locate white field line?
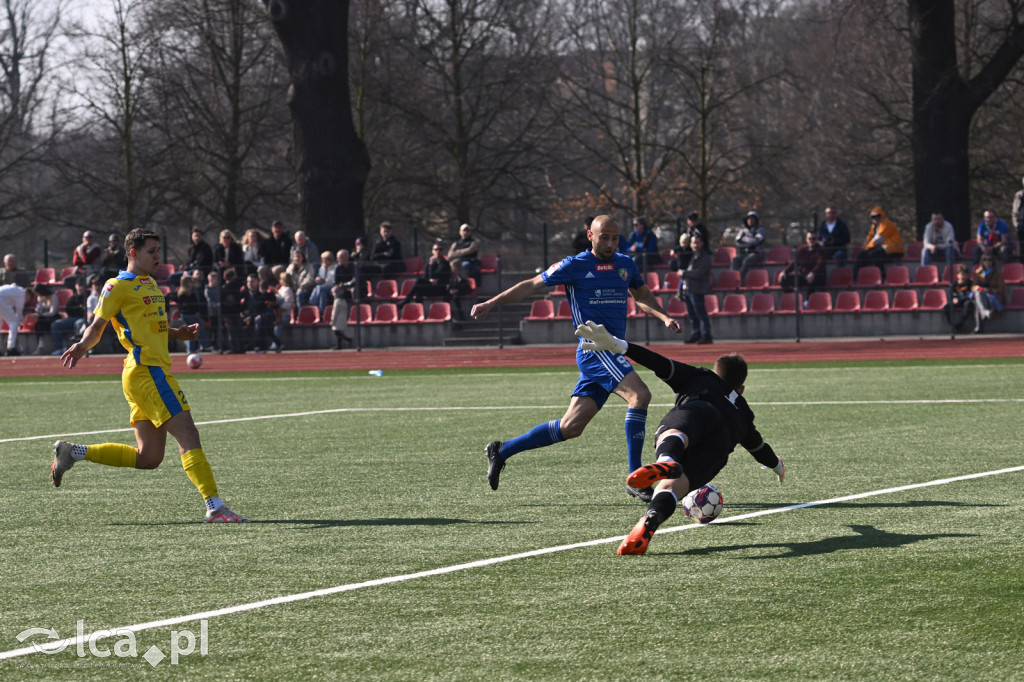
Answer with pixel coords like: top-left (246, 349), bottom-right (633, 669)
top-left (3, 398), bottom-right (1024, 444)
top-left (6, 395), bottom-right (1024, 444)
top-left (2, 464), bottom-right (1021, 662)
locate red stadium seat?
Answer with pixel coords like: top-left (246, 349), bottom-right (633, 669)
top-left (525, 299), bottom-right (554, 320)
top-left (704, 294), bottom-right (720, 315)
top-left (892, 290), bottom-right (919, 311)
top-left (59, 266), bottom-right (79, 282)
top-left (713, 270), bottom-right (741, 292)
top-left (804, 291), bottom-right (832, 313)
top-left (712, 247), bottom-right (736, 267)
top-left (399, 278), bottom-right (416, 299)
top-left (662, 271), bottom-right (680, 291)
top-left (55, 288), bottom-right (74, 309)
top-left (402, 256), bottom-right (424, 276)
top-left (912, 265), bottom-right (939, 286)
top-left (863, 290), bottom-right (890, 311)
top-left (961, 239), bottom-right (978, 261)
top-left (554, 300), bottom-right (572, 319)
top-left (741, 269), bottom-right (770, 290)
top-left (764, 244), bottom-right (792, 265)
top-left (294, 305), bottom-right (319, 325)
top-left (776, 292), bottom-right (799, 314)
top-left (18, 313), bottom-right (38, 332)
top-left (372, 303), bottom-right (398, 323)
top-left (826, 266), bottom-right (853, 289)
top-left (154, 264), bottom-right (175, 283)
top-left (853, 266), bottom-right (882, 288)
top-left (719, 293), bottom-right (748, 315)
top-left (319, 305), bottom-right (333, 325)
top-left (426, 302), bottom-right (452, 322)
top-left (667, 296), bottom-right (688, 316)
top-left (903, 241), bottom-right (923, 262)
top-left (919, 289), bottom-right (947, 311)
top-left (835, 291), bottom-right (861, 312)
top-left (399, 302), bottom-right (424, 322)
top-left (35, 268), bottom-right (56, 285)
top-left (549, 284), bottom-right (566, 297)
top-left (884, 265), bottom-right (910, 287)
top-left (479, 253), bottom-right (498, 274)
top-left (644, 272), bottom-right (660, 291)
top-left (1002, 262), bottom-right (1024, 284)
top-left (348, 303), bottom-right (373, 324)
top-left (1007, 287), bottom-right (1024, 310)
top-left (374, 279), bottom-right (399, 300)
top-left (750, 293), bottom-right (776, 314)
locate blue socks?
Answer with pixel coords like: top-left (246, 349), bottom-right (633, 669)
top-left (499, 420), bottom-right (564, 459)
top-left (625, 408), bottom-right (647, 472)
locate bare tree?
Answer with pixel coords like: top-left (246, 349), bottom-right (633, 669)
top-left (146, 0), bottom-right (294, 236)
top-left (0, 0), bottom-right (66, 238)
top-left (265, 0), bottom-right (369, 251)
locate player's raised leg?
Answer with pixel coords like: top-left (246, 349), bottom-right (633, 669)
top-left (618, 474), bottom-right (691, 555)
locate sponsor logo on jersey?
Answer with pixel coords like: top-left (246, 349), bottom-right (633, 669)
top-left (143, 296), bottom-right (151, 305)
top-left (595, 264), bottom-right (614, 271)
top-left (544, 262), bottom-right (562, 276)
top-left (585, 271), bottom-right (595, 278)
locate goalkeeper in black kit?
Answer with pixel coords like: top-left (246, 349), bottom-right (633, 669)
top-left (574, 321), bottom-right (785, 555)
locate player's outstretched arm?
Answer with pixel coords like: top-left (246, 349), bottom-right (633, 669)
top-left (61, 317), bottom-right (109, 369)
top-left (630, 285), bottom-right (682, 333)
top-left (471, 275), bottom-right (547, 320)
top-left (574, 320), bottom-right (677, 380)
top-left (171, 323), bottom-right (200, 341)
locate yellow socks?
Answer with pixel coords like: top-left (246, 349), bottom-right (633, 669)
top-left (84, 443), bottom-right (138, 468)
top-left (181, 448), bottom-right (219, 502)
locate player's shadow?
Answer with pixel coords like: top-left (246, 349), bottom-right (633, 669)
top-left (110, 517), bottom-right (531, 529)
top-left (661, 524), bottom-right (977, 559)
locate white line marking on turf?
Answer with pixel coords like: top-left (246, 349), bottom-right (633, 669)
top-left (1, 464), bottom-right (1021, 662)
top-left (4, 398), bottom-right (1024, 444)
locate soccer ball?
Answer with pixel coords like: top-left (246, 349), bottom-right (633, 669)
top-left (186, 353), bottom-right (202, 370)
top-left (681, 484), bottom-right (724, 524)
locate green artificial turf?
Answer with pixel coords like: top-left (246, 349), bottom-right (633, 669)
top-left (0, 359), bottom-right (1021, 680)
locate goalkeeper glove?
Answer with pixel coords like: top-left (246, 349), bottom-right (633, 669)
top-left (574, 320), bottom-right (628, 354)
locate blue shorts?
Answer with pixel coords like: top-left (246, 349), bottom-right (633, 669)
top-left (571, 348), bottom-right (635, 410)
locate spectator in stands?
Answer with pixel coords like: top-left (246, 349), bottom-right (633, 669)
top-left (50, 279), bottom-right (89, 355)
top-left (185, 228), bottom-right (215, 278)
top-left (921, 212), bottom-right (957, 269)
top-left (265, 220), bottom-right (292, 272)
top-left (240, 273), bottom-right (275, 353)
top-left (286, 249), bottom-right (316, 307)
top-left (0, 253), bottom-right (29, 287)
top-left (72, 231), bottom-right (103, 280)
top-left (780, 231), bottom-right (826, 293)
top-left (667, 233), bottom-right (692, 297)
top-left (241, 228), bottom-right (270, 273)
top-left (32, 284), bottom-right (60, 354)
top-left (971, 254), bottom-right (1005, 333)
top-left (943, 264), bottom-right (974, 332)
top-left (290, 230), bottom-right (320, 267)
top-left (219, 267), bottom-right (245, 353)
top-left (256, 264), bottom-right (276, 290)
top-left (0, 281), bottom-right (29, 355)
top-left (854, 206), bottom-right (904, 277)
top-left (399, 241), bottom-right (452, 309)
top-left (276, 272), bottom-right (297, 324)
top-left (84, 274), bottom-right (114, 354)
top-left (448, 223), bottom-right (481, 280)
top-left (1012, 176), bottom-right (1024, 261)
top-left (626, 216), bottom-right (661, 270)
top-left (571, 217), bottom-right (594, 255)
top-left (170, 274), bottom-right (209, 354)
top-left (370, 221), bottom-right (405, 274)
top-left (817, 206), bottom-right (851, 266)
top-left (100, 233), bottom-right (126, 280)
top-left (204, 270), bottom-right (222, 350)
top-left (681, 233), bottom-right (713, 344)
top-left (262, 280), bottom-right (284, 352)
top-left (308, 250), bottom-right (337, 314)
top-left (333, 249), bottom-right (356, 290)
top-left (330, 284), bottom-right (353, 350)
top-left (974, 210), bottom-right (1013, 265)
top-left (731, 211), bottom-right (766, 279)
top-left (351, 236), bottom-right (373, 282)
top-left (215, 229), bottom-right (245, 270)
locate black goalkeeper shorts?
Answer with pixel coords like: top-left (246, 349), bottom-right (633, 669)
top-left (655, 400), bottom-right (731, 491)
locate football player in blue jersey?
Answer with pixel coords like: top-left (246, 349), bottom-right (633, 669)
top-left (470, 215), bottom-right (681, 501)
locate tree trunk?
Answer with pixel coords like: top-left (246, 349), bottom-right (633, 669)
top-left (265, 0), bottom-right (370, 251)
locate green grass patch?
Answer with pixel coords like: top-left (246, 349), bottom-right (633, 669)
top-left (0, 360), bottom-right (1021, 679)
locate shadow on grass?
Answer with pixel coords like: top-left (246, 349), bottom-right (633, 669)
top-left (659, 524), bottom-right (978, 559)
top-left (727, 500), bottom-right (1000, 511)
top-left (109, 517), bottom-right (532, 529)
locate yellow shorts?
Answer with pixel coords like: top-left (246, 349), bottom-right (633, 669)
top-left (122, 364), bottom-right (190, 428)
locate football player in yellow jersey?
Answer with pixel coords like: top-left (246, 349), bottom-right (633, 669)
top-left (51, 228), bottom-right (247, 523)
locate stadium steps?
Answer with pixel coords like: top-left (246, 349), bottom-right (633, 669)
top-left (443, 300), bottom-right (534, 346)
